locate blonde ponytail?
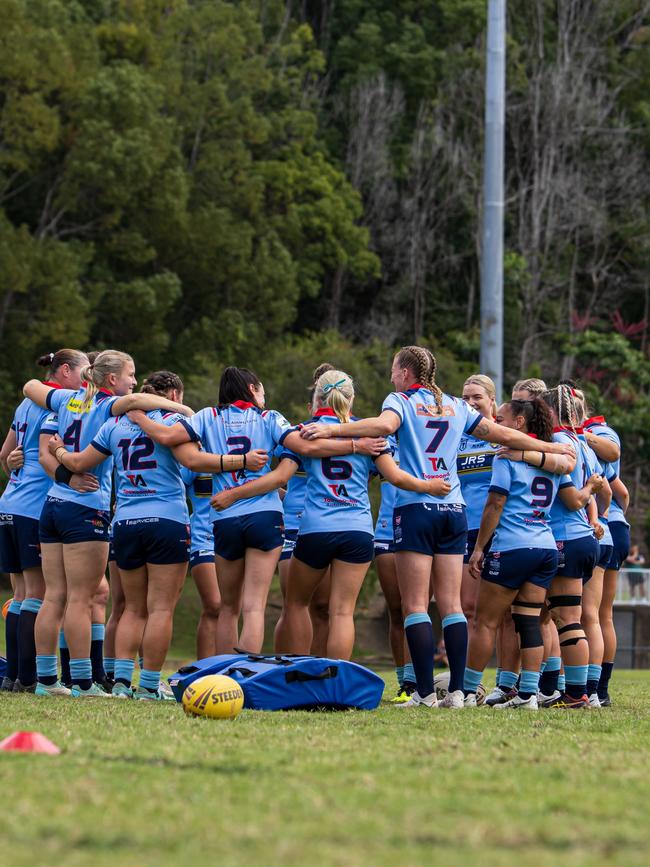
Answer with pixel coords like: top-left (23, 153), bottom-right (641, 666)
top-left (314, 369), bottom-right (354, 423)
top-left (80, 350), bottom-right (133, 411)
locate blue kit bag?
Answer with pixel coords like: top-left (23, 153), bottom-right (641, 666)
top-left (169, 653), bottom-right (384, 711)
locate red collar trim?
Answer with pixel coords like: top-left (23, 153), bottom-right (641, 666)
top-left (43, 381), bottom-right (62, 389)
top-left (575, 426), bottom-right (584, 434)
top-left (98, 387), bottom-right (113, 396)
top-left (553, 426), bottom-right (578, 436)
top-left (314, 408), bottom-right (338, 418)
top-left (585, 415), bottom-right (605, 426)
top-left (405, 383), bottom-right (420, 391)
top-left (231, 400), bottom-right (256, 410)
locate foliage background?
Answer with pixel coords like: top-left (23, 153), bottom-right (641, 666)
top-left (1, 0), bottom-right (649, 532)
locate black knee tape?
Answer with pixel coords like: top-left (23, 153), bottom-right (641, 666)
top-left (547, 595), bottom-right (581, 609)
top-left (558, 622), bottom-right (587, 646)
top-left (512, 612), bottom-right (543, 649)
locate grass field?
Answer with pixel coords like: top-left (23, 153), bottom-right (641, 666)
top-left (1, 671), bottom-right (650, 867)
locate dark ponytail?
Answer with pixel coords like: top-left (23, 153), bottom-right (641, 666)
top-left (218, 367), bottom-right (262, 408)
top-left (37, 348), bottom-right (87, 376)
top-left (508, 398), bottom-right (554, 442)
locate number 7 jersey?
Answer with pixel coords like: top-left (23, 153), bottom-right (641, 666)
top-left (381, 387), bottom-right (481, 508)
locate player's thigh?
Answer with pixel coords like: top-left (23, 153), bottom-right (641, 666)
top-left (63, 541), bottom-right (109, 598)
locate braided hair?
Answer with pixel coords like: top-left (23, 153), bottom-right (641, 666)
top-left (141, 370), bottom-right (184, 397)
top-left (542, 384), bottom-right (581, 432)
top-left (395, 345), bottom-right (443, 411)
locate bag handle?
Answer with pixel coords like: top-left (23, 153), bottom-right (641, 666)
top-left (285, 665), bottom-right (338, 684)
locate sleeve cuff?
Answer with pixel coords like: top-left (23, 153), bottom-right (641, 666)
top-left (559, 481), bottom-right (574, 490)
top-left (179, 418), bottom-right (199, 442)
top-left (278, 425), bottom-right (300, 446)
top-left (382, 407), bottom-right (403, 424)
top-left (466, 415), bottom-right (482, 435)
top-left (45, 389), bottom-right (55, 410)
top-left (90, 440), bottom-right (112, 456)
top-left (280, 452), bottom-right (301, 465)
top-left (488, 485), bottom-right (509, 496)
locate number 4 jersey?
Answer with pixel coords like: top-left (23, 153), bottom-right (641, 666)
top-left (92, 411), bottom-right (188, 522)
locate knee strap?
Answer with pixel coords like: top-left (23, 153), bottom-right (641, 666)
top-left (547, 595), bottom-right (582, 609)
top-left (558, 622), bottom-right (587, 646)
top-left (512, 611), bottom-right (543, 649)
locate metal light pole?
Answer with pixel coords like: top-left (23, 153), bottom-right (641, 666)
top-left (480, 0), bottom-right (506, 399)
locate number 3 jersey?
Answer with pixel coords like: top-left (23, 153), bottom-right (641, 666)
top-left (282, 411), bottom-right (386, 535)
top-left (43, 386), bottom-right (118, 511)
top-left (381, 387), bottom-right (481, 509)
top-left (488, 455), bottom-right (561, 551)
top-left (92, 410), bottom-right (188, 522)
top-left (180, 402), bottom-right (293, 523)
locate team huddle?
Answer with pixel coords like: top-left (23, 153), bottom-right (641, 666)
top-left (0, 344), bottom-right (629, 710)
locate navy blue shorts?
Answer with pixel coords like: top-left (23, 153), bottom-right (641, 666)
top-left (213, 511), bottom-right (284, 561)
top-left (39, 497), bottom-right (110, 544)
top-left (280, 528), bottom-right (299, 562)
top-left (555, 536), bottom-right (599, 581)
top-left (482, 548), bottom-right (558, 590)
top-left (374, 539), bottom-right (395, 558)
top-left (0, 513), bottom-right (41, 572)
top-left (113, 518), bottom-right (190, 570)
top-left (464, 528), bottom-right (493, 565)
top-left (189, 548), bottom-right (215, 570)
top-left (597, 544), bottom-right (614, 570)
top-left (294, 531), bottom-right (374, 570)
top-left (607, 522), bottom-right (631, 571)
top-left (393, 503), bottom-right (467, 557)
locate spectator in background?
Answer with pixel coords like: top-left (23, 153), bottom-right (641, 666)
top-left (624, 545), bottom-right (646, 599)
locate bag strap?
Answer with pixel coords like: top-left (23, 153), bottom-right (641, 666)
top-left (285, 665), bottom-right (338, 684)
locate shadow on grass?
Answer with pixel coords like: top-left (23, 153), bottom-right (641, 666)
top-left (92, 752), bottom-right (252, 775)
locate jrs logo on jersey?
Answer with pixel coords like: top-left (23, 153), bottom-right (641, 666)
top-left (457, 452), bottom-right (495, 473)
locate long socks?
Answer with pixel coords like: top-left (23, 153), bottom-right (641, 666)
top-left (518, 669), bottom-right (539, 700)
top-left (564, 664), bottom-right (588, 700)
top-left (91, 623), bottom-right (106, 683)
top-left (69, 657), bottom-right (92, 691)
top-left (4, 600), bottom-right (21, 682)
top-left (404, 613), bottom-right (435, 698)
top-left (539, 656), bottom-right (561, 695)
top-left (59, 630), bottom-right (71, 685)
top-left (598, 662), bottom-right (614, 700)
top-left (442, 613), bottom-right (468, 693)
top-left (17, 598), bottom-right (42, 685)
top-left (586, 663), bottom-right (602, 698)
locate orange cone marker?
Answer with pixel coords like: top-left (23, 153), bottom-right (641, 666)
top-left (0, 731), bottom-right (61, 754)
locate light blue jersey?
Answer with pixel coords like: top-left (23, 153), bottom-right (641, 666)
top-left (0, 386), bottom-right (62, 520)
top-left (45, 387), bottom-right (118, 510)
top-left (281, 453), bottom-right (307, 532)
top-left (382, 387), bottom-right (481, 508)
top-left (488, 453), bottom-right (561, 551)
top-left (457, 433), bottom-right (501, 530)
top-left (547, 430), bottom-right (594, 542)
top-left (374, 437), bottom-right (399, 542)
top-left (92, 411), bottom-right (188, 523)
top-left (578, 433), bottom-right (613, 547)
top-left (584, 417), bottom-right (628, 527)
top-left (180, 401), bottom-right (293, 522)
top-left (284, 412), bottom-right (385, 535)
top-left (181, 468), bottom-right (214, 556)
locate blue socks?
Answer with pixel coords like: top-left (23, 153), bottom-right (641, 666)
top-left (539, 656), bottom-right (561, 695)
top-left (463, 666), bottom-right (483, 696)
top-left (115, 658), bottom-right (135, 687)
top-left (586, 663), bottom-right (602, 697)
top-left (564, 664), bottom-right (588, 700)
top-left (404, 613), bottom-right (435, 698)
top-left (442, 613), bottom-right (468, 693)
top-left (91, 622), bottom-right (106, 683)
top-left (558, 672), bottom-right (566, 693)
top-left (70, 657), bottom-right (92, 691)
top-left (18, 598), bottom-right (42, 686)
top-left (518, 669), bottom-right (539, 700)
top-left (598, 662), bottom-right (614, 700)
top-left (5, 600), bottom-right (22, 682)
top-left (395, 666), bottom-right (404, 688)
top-left (403, 662), bottom-right (416, 687)
top-left (104, 657), bottom-right (116, 678)
top-left (497, 669), bottom-right (518, 690)
top-left (139, 669), bottom-right (160, 692)
top-left (36, 654), bottom-right (58, 686)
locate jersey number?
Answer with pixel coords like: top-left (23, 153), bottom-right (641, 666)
top-left (321, 457), bottom-right (353, 480)
top-left (226, 436), bottom-right (251, 455)
top-left (425, 420), bottom-right (449, 452)
top-left (117, 436), bottom-right (157, 470)
top-left (63, 420), bottom-right (82, 452)
top-left (531, 477), bottom-right (554, 508)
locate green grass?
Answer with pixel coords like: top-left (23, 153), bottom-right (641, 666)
top-left (1, 671), bottom-right (650, 867)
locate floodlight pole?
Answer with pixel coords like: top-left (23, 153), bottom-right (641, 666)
top-left (480, 0), bottom-right (506, 399)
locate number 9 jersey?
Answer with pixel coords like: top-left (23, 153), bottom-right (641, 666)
top-left (381, 387), bottom-right (481, 508)
top-left (488, 456), bottom-right (561, 551)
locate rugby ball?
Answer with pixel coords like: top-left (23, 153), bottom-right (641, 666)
top-left (182, 674), bottom-right (244, 720)
top-left (434, 669), bottom-right (487, 705)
